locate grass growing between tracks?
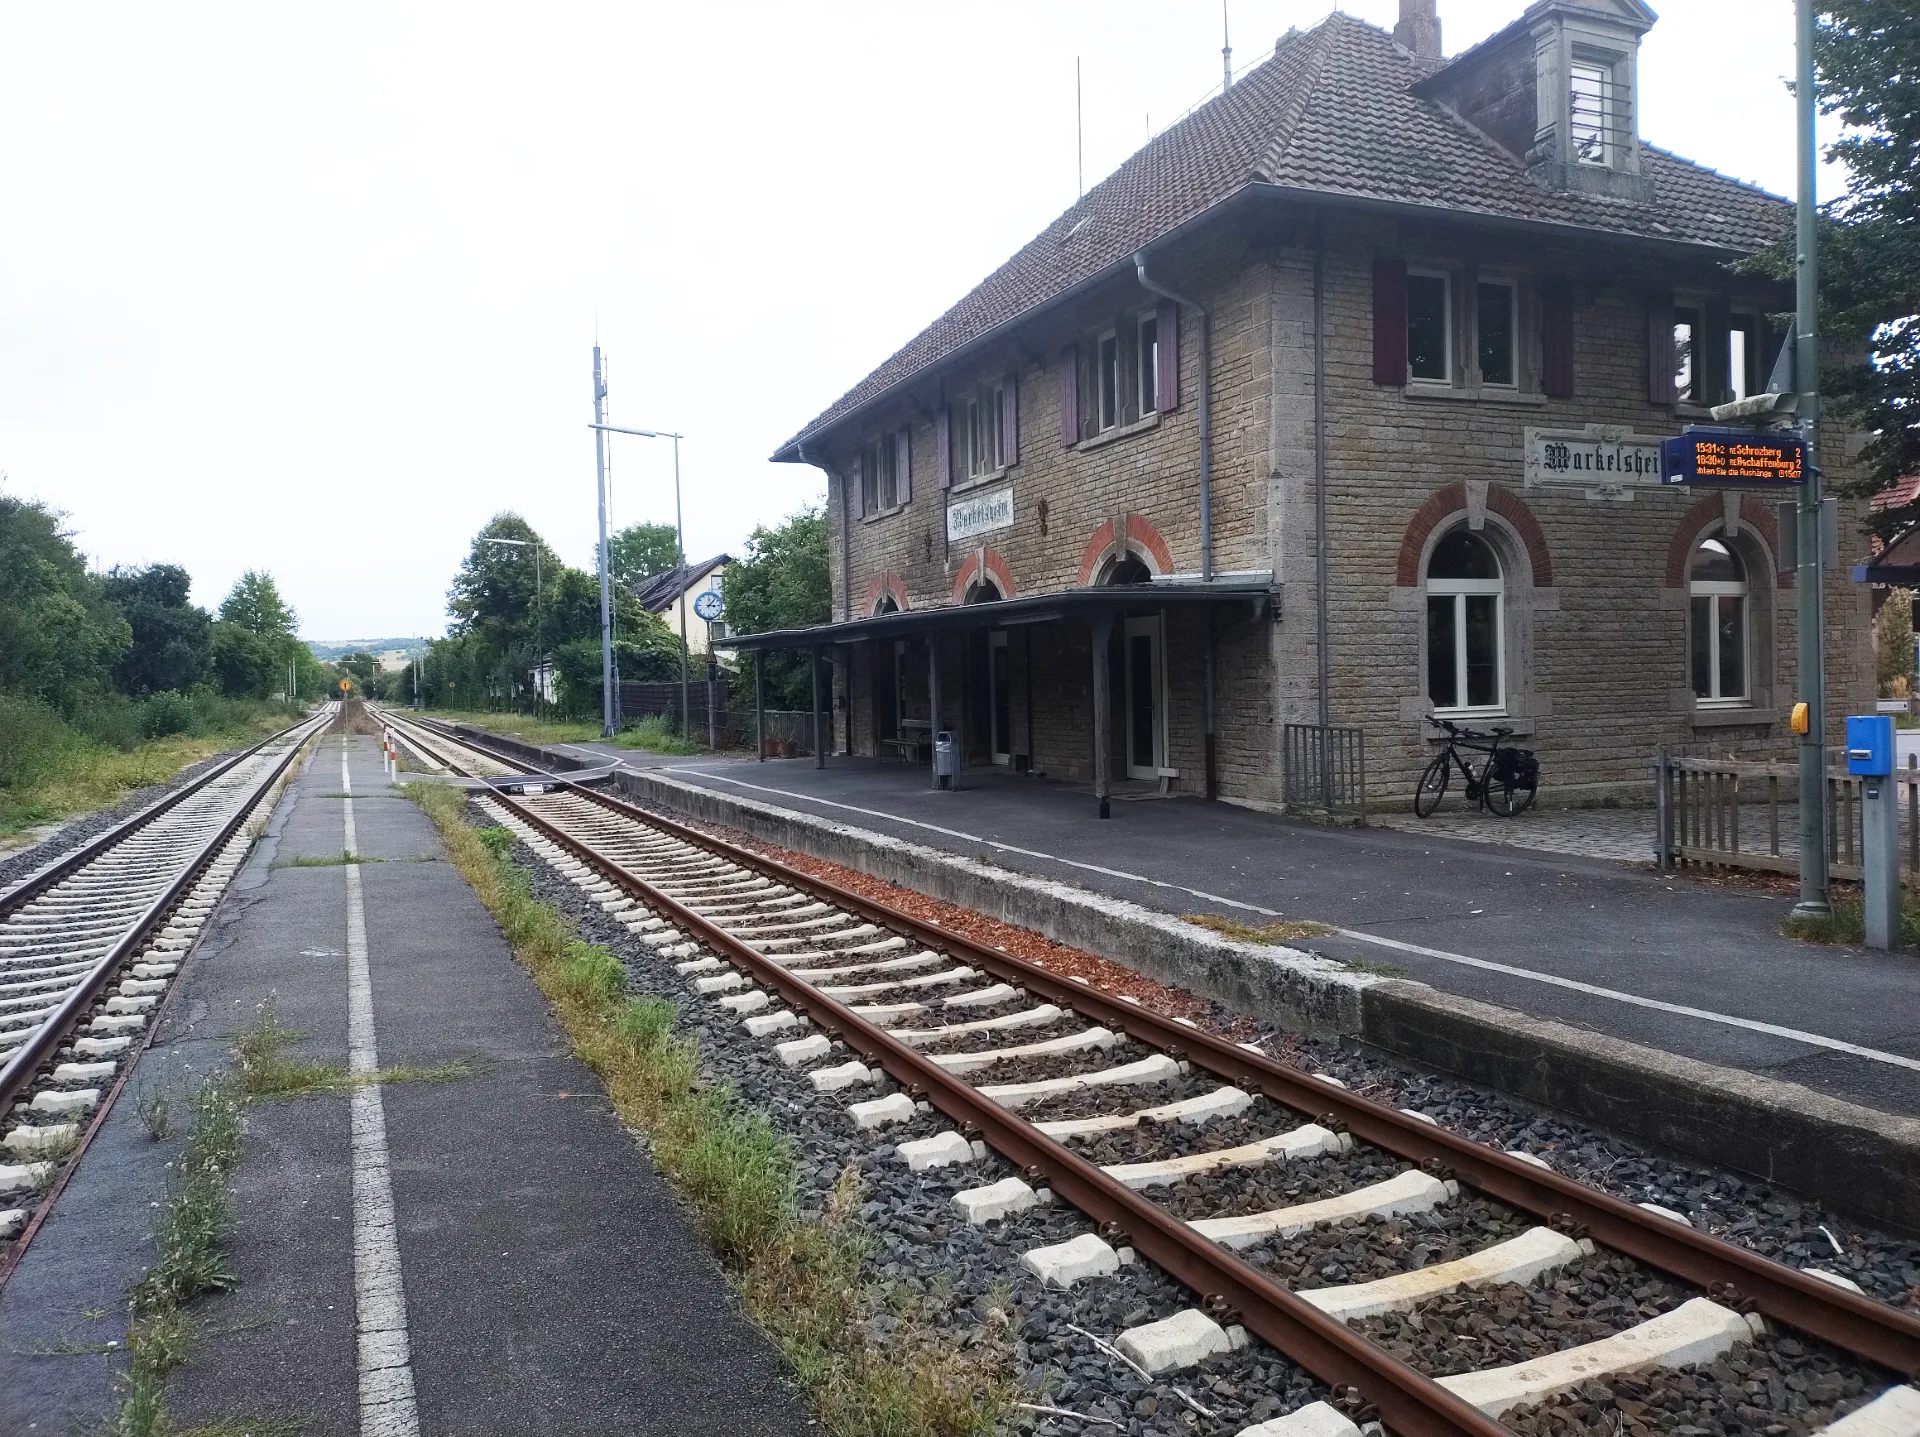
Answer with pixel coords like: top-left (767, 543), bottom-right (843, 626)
top-left (410, 779), bottom-right (1009, 1437)
top-left (425, 708), bottom-right (708, 756)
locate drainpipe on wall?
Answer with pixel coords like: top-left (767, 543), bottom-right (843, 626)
top-left (1314, 217), bottom-right (1331, 731)
top-left (799, 442), bottom-right (850, 624)
top-left (1134, 249), bottom-right (1217, 797)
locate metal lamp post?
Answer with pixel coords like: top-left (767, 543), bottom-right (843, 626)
top-left (480, 536), bottom-right (543, 715)
top-left (1790, 0), bottom-right (1831, 920)
top-left (588, 419), bottom-right (691, 741)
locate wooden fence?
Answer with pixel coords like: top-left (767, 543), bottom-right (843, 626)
top-left (1653, 749), bottom-right (1920, 882)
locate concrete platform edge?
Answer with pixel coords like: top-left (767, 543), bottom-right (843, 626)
top-left (444, 727), bottom-right (1920, 1230)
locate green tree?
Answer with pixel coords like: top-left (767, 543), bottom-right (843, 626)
top-left (0, 493), bottom-right (131, 713)
top-left (610, 522), bottom-right (683, 589)
top-left (722, 507), bottom-right (829, 709)
top-left (218, 570), bottom-right (298, 637)
top-left (1814, 2), bottom-right (1920, 530)
top-left (211, 570), bottom-right (303, 698)
top-left (101, 564), bottom-right (211, 695)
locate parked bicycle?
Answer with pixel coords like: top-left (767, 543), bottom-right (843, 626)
top-left (1414, 716), bottom-right (1539, 818)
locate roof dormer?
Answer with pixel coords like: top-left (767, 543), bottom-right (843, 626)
top-left (1414, 0), bottom-right (1657, 202)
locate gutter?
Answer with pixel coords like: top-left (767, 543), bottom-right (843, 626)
top-left (798, 442), bottom-right (851, 624)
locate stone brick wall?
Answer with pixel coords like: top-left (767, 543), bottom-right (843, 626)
top-left (805, 210), bottom-right (1872, 808)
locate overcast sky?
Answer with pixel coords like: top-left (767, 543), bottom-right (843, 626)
top-left (0, 1), bottom-right (1845, 642)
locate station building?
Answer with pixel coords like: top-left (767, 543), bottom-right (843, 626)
top-left (741, 0), bottom-right (1873, 811)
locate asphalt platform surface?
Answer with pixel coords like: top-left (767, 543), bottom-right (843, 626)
top-left (0, 732), bottom-right (813, 1435)
top-left (540, 738), bottom-right (1920, 1120)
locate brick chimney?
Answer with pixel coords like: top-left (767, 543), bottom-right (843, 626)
top-left (1395, 0), bottom-right (1442, 61)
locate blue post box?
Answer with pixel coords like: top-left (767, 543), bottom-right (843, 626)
top-left (1847, 713), bottom-right (1900, 949)
top-left (1846, 714), bottom-right (1894, 776)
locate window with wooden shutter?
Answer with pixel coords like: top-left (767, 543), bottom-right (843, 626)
top-left (1542, 278), bottom-right (1575, 399)
top-left (1373, 258), bottom-right (1408, 387)
top-left (1001, 375), bottom-right (1019, 468)
top-left (1058, 345), bottom-right (1079, 446)
top-left (1647, 291), bottom-right (1676, 406)
top-left (1155, 300), bottom-right (1180, 413)
top-left (936, 405), bottom-right (952, 489)
top-left (896, 430), bottom-right (912, 505)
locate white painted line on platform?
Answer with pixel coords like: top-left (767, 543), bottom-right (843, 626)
top-left (343, 741), bottom-right (421, 1437)
top-left (667, 770), bottom-right (1280, 915)
top-left (643, 768), bottom-right (1920, 1075)
top-left (1333, 928), bottom-right (1920, 1074)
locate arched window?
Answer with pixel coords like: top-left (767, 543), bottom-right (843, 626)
top-left (872, 595), bottom-right (900, 616)
top-left (1690, 536), bottom-right (1748, 705)
top-left (1098, 552), bottom-right (1153, 586)
top-left (1426, 528), bottom-right (1503, 714)
top-left (963, 578), bottom-right (1002, 605)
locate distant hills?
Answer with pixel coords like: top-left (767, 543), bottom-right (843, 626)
top-left (305, 638), bottom-right (432, 661)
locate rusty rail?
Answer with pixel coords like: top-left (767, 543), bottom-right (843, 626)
top-left (394, 709), bottom-right (1920, 1384)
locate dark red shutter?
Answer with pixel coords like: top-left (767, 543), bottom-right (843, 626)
top-left (1542, 278), bottom-right (1574, 399)
top-left (1001, 374), bottom-right (1020, 467)
top-left (852, 449), bottom-right (867, 517)
top-left (1155, 300), bottom-right (1180, 412)
top-left (936, 406), bottom-right (952, 489)
top-left (896, 429), bottom-right (912, 504)
top-left (1647, 291), bottom-right (1675, 406)
top-left (1058, 345), bottom-right (1079, 446)
top-left (1703, 296), bottom-right (1732, 406)
top-left (1373, 258), bottom-right (1407, 387)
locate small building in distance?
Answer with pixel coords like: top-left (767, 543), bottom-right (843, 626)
top-left (633, 555), bottom-right (732, 657)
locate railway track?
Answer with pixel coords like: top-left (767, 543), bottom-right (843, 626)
top-left (0, 711), bottom-right (330, 1264)
top-left (379, 707), bottom-right (1920, 1437)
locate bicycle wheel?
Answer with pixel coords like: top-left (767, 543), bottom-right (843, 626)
top-left (1413, 754), bottom-right (1451, 817)
top-left (1484, 770), bottom-right (1538, 817)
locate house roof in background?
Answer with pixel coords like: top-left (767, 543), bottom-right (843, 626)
top-left (632, 554), bottom-right (730, 613)
top-left (773, 10), bottom-right (1789, 462)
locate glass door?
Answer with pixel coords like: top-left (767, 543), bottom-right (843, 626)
top-left (988, 631), bottom-right (1012, 766)
top-left (1123, 616), bottom-right (1163, 781)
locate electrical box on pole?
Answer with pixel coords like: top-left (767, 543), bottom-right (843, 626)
top-left (1847, 715), bottom-right (1900, 950)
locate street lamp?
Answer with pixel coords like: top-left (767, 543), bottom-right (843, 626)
top-left (589, 419), bottom-right (691, 742)
top-left (479, 536), bottom-right (544, 715)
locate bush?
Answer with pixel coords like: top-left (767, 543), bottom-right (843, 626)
top-left (139, 691), bottom-right (203, 739)
top-left (0, 694), bottom-right (83, 790)
top-left (68, 693), bottom-right (144, 751)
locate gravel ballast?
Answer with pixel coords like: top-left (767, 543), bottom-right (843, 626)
top-left (474, 796), bottom-right (1914, 1437)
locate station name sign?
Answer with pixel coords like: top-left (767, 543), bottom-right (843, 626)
top-left (1523, 426), bottom-right (1664, 502)
top-left (947, 484), bottom-right (1014, 543)
top-left (1661, 429), bottom-right (1807, 487)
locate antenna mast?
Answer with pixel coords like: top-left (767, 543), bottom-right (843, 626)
top-left (1222, 2), bottom-right (1232, 90)
top-left (1076, 56), bottom-right (1084, 198)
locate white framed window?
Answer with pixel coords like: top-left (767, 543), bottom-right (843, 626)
top-left (1570, 59), bottom-right (1615, 167)
top-left (1096, 329), bottom-right (1121, 431)
top-left (1673, 303), bottom-right (1701, 404)
top-left (1137, 313), bottom-right (1159, 417)
top-left (1689, 536), bottom-right (1749, 706)
top-left (1426, 528), bottom-right (1504, 715)
top-left (860, 431), bottom-right (903, 514)
top-left (1407, 269), bottom-right (1452, 383)
top-left (964, 385), bottom-right (1004, 479)
top-left (1476, 279), bottom-right (1518, 388)
top-left (1729, 312), bottom-right (1762, 402)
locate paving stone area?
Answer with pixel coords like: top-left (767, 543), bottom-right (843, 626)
top-left (1373, 806), bottom-right (1661, 863)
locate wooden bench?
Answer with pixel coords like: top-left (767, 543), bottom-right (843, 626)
top-left (878, 737), bottom-right (920, 764)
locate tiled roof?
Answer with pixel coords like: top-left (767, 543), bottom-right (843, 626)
top-left (775, 11), bottom-right (1789, 460)
top-left (631, 554), bottom-right (729, 612)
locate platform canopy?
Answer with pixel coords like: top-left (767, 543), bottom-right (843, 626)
top-left (713, 577), bottom-right (1273, 652)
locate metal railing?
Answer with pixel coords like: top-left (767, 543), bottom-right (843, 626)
top-left (1282, 723), bottom-right (1367, 822)
top-left (1653, 748), bottom-right (1920, 882)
